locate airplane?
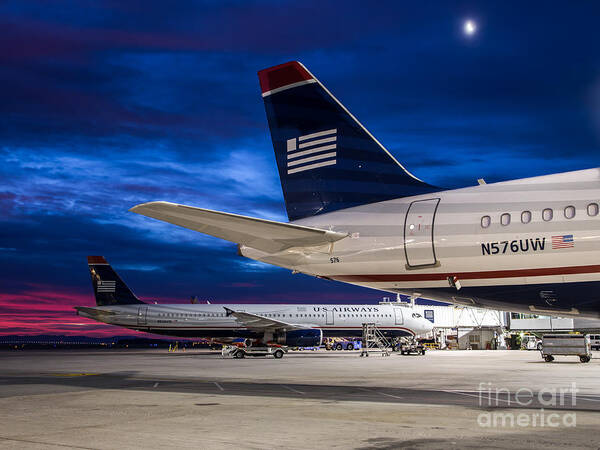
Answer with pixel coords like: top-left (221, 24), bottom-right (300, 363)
top-left (76, 256), bottom-right (434, 352)
top-left (129, 61), bottom-right (600, 319)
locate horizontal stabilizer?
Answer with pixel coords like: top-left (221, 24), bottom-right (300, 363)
top-left (75, 306), bottom-right (118, 317)
top-left (129, 201), bottom-right (348, 253)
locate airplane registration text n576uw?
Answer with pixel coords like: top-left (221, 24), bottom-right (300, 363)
top-left (127, 61), bottom-right (600, 318)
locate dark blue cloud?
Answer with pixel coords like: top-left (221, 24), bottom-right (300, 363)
top-left (2, 0), bottom-right (600, 334)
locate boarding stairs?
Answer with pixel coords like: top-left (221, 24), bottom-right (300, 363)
top-left (360, 323), bottom-right (391, 357)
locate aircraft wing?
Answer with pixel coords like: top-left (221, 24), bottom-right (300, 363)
top-left (129, 201), bottom-right (347, 254)
top-left (223, 307), bottom-right (306, 331)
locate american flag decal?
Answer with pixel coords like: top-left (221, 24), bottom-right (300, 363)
top-left (552, 234), bottom-right (574, 249)
top-left (286, 128), bottom-right (337, 174)
top-left (97, 280), bottom-right (116, 293)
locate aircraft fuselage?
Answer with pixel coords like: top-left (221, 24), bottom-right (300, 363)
top-left (77, 303), bottom-right (433, 339)
top-left (241, 168), bottom-right (600, 317)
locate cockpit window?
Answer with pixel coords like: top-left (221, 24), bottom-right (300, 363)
top-left (412, 313), bottom-right (422, 318)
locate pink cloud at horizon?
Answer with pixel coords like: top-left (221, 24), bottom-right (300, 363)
top-left (0, 283), bottom-right (383, 337)
top-left (0, 285), bottom-right (152, 337)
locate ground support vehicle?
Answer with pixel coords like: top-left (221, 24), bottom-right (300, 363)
top-left (324, 337), bottom-right (362, 351)
top-left (221, 345), bottom-right (287, 359)
top-left (522, 334), bottom-right (543, 351)
top-left (397, 337), bottom-right (426, 356)
top-left (541, 334), bottom-right (591, 363)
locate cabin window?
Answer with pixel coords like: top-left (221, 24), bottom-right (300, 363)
top-left (587, 203), bottom-right (599, 216)
top-left (564, 206), bottom-right (576, 219)
top-left (542, 208), bottom-right (553, 222)
top-left (521, 211), bottom-right (532, 224)
top-left (500, 213), bottom-right (511, 226)
top-left (481, 215), bottom-right (491, 228)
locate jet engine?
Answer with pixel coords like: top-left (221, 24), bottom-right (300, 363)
top-left (275, 329), bottom-right (323, 347)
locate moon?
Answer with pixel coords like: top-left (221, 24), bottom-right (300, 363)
top-left (464, 19), bottom-right (477, 36)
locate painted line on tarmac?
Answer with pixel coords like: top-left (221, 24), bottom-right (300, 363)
top-left (281, 385), bottom-right (305, 395)
top-left (48, 373), bottom-right (99, 377)
top-left (213, 381), bottom-right (224, 391)
top-left (357, 387), bottom-right (374, 394)
top-left (357, 387), bottom-right (402, 400)
top-left (377, 392), bottom-right (404, 400)
top-left (440, 389), bottom-right (513, 404)
top-left (0, 436), bottom-right (95, 449)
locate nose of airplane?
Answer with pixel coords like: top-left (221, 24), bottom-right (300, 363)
top-left (419, 318), bottom-right (434, 336)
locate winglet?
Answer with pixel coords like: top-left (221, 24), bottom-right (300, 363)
top-left (258, 61), bottom-right (314, 96)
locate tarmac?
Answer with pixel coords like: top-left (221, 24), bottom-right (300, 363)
top-left (1, 349), bottom-right (600, 449)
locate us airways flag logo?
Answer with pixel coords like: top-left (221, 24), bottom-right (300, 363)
top-left (286, 128), bottom-right (337, 174)
top-left (97, 280), bottom-right (116, 293)
top-left (552, 234), bottom-right (574, 249)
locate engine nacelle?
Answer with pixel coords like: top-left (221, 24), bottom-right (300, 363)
top-left (276, 328), bottom-right (323, 347)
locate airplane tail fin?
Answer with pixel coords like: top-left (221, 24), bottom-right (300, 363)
top-left (258, 61), bottom-right (438, 221)
top-left (87, 256), bottom-right (144, 306)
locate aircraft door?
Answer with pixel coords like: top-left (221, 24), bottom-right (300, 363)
top-left (404, 198), bottom-right (440, 268)
top-left (137, 306), bottom-right (148, 326)
top-left (394, 308), bottom-right (404, 325)
top-left (326, 310), bottom-right (334, 325)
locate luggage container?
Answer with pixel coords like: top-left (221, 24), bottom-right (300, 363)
top-left (541, 334), bottom-right (591, 363)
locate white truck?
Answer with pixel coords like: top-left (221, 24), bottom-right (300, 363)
top-left (522, 335), bottom-right (542, 351)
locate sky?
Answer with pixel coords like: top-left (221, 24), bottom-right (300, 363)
top-left (2, 1), bottom-right (600, 336)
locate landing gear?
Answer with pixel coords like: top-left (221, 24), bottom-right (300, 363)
top-left (580, 355), bottom-right (591, 363)
top-left (544, 355), bottom-right (554, 362)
